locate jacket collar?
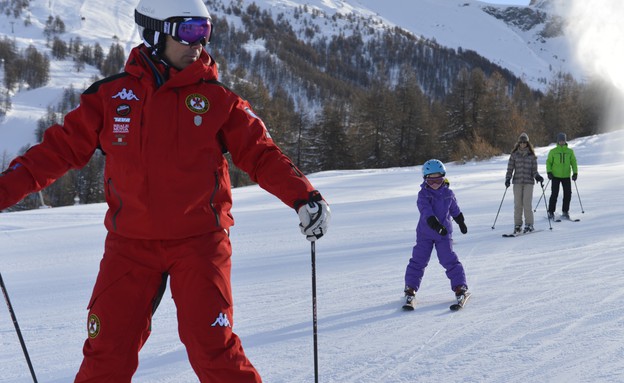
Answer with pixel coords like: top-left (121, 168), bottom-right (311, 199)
top-left (124, 44), bottom-right (218, 88)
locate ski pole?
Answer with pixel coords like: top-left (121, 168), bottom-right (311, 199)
top-left (534, 178), bottom-right (550, 212)
top-left (574, 180), bottom-right (585, 213)
top-left (540, 182), bottom-right (552, 230)
top-left (0, 272), bottom-right (38, 383)
top-left (310, 241), bottom-right (319, 383)
top-left (491, 186), bottom-right (508, 229)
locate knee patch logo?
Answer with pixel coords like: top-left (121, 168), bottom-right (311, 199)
top-left (88, 314), bottom-right (101, 338)
top-left (211, 312), bottom-right (231, 328)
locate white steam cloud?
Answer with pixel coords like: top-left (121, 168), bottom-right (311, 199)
top-left (561, 1), bottom-right (624, 90)
top-left (558, 0), bottom-right (624, 133)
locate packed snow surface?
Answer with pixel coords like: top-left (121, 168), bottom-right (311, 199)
top-left (1, 130), bottom-right (623, 382)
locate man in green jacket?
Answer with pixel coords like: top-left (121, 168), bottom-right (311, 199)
top-left (546, 132), bottom-right (578, 220)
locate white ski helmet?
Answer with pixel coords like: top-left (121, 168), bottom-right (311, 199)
top-left (135, 0), bottom-right (212, 53)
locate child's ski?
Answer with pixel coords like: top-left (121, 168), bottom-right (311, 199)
top-left (450, 292), bottom-right (471, 311)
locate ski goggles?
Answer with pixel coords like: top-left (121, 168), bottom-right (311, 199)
top-left (167, 17), bottom-right (213, 45)
top-left (135, 11), bottom-right (213, 45)
top-left (425, 176), bottom-right (445, 187)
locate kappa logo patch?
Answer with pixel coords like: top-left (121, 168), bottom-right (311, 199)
top-left (211, 312), bottom-right (231, 327)
top-left (112, 88), bottom-right (140, 101)
top-left (185, 93), bottom-right (210, 114)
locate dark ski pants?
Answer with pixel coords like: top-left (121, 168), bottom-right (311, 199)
top-left (404, 235), bottom-right (467, 292)
top-left (74, 231), bottom-right (261, 383)
top-left (548, 177), bottom-right (572, 213)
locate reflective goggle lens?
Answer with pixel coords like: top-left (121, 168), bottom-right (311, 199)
top-left (426, 176), bottom-right (445, 187)
top-left (174, 18), bottom-right (212, 45)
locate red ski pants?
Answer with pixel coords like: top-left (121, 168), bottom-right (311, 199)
top-left (74, 231), bottom-right (262, 382)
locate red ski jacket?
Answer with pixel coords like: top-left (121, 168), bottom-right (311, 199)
top-left (0, 45), bottom-right (317, 239)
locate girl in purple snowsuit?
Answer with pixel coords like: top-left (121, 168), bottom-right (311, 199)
top-left (403, 159), bottom-right (469, 310)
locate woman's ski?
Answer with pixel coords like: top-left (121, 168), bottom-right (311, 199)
top-left (502, 229), bottom-right (543, 237)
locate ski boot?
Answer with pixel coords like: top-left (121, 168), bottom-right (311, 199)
top-left (451, 285), bottom-right (471, 311)
top-left (402, 286), bottom-right (416, 311)
top-left (514, 225), bottom-right (522, 234)
top-left (454, 285), bottom-right (470, 305)
top-left (523, 224), bottom-right (534, 233)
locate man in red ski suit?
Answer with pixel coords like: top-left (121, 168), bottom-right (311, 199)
top-left (0, 0), bottom-right (330, 381)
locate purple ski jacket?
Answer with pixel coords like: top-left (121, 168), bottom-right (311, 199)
top-left (416, 180), bottom-right (461, 237)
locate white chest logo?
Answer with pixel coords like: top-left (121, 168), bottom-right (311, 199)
top-left (112, 88), bottom-right (140, 101)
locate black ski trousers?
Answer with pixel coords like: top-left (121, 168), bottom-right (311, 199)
top-left (548, 177), bottom-right (572, 213)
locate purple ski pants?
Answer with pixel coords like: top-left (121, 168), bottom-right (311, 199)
top-left (404, 235), bottom-right (467, 292)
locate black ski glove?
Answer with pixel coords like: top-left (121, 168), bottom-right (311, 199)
top-left (547, 172), bottom-right (553, 180)
top-left (454, 213), bottom-right (468, 234)
top-left (427, 216), bottom-right (448, 236)
top-left (505, 178), bottom-right (511, 188)
top-left (572, 173), bottom-right (578, 181)
top-left (535, 174), bottom-right (544, 183)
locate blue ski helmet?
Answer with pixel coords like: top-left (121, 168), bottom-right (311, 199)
top-left (422, 159), bottom-right (446, 177)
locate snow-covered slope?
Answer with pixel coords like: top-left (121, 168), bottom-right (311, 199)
top-left (1, 130), bottom-right (623, 382)
top-left (322, 0), bottom-right (577, 87)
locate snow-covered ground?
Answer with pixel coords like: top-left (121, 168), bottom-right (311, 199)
top-left (1, 129), bottom-right (623, 382)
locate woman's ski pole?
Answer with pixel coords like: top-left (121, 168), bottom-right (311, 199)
top-left (491, 186), bottom-right (508, 229)
top-left (534, 178), bottom-right (550, 212)
top-left (540, 182), bottom-right (553, 230)
top-left (0, 272), bottom-right (38, 383)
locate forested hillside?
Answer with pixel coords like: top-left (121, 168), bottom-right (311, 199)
top-left (1, 0), bottom-right (621, 210)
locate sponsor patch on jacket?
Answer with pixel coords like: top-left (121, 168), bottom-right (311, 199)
top-left (88, 314), bottom-right (101, 338)
top-left (116, 104), bottom-right (131, 116)
top-left (185, 93), bottom-right (210, 114)
top-left (113, 124), bottom-right (130, 134)
top-left (113, 134), bottom-right (128, 146)
top-left (112, 117), bottom-right (131, 134)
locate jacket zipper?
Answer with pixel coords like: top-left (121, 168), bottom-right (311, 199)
top-left (107, 178), bottom-right (123, 231)
top-left (209, 171), bottom-right (220, 227)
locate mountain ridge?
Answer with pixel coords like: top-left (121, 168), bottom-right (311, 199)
top-left (0, 0), bottom-right (579, 157)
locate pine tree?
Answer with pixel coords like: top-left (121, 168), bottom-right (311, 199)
top-left (100, 43), bottom-right (126, 77)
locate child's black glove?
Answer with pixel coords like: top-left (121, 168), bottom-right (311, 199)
top-left (427, 216), bottom-right (448, 236)
top-left (453, 213), bottom-right (468, 234)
